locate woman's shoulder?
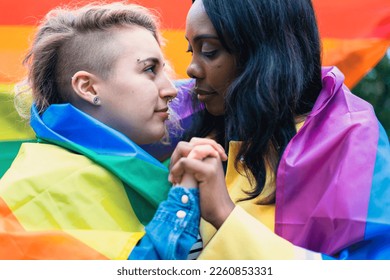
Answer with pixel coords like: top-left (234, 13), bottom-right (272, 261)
top-left (1, 142), bottom-right (115, 184)
top-left (16, 142), bottom-right (91, 165)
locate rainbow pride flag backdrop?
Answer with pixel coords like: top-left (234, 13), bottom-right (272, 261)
top-left (314, 0), bottom-right (390, 87)
top-left (1, 0), bottom-right (389, 140)
top-left (0, 0), bottom-right (389, 260)
top-left (0, 0), bottom-right (389, 87)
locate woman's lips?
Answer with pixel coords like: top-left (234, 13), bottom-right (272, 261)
top-left (194, 88), bottom-right (217, 102)
top-left (154, 107), bottom-right (169, 120)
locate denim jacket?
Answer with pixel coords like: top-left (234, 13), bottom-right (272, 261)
top-left (129, 186), bottom-right (200, 260)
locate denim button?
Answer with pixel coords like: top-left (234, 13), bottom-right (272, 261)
top-left (176, 210), bottom-right (187, 218)
top-left (181, 195), bottom-right (189, 204)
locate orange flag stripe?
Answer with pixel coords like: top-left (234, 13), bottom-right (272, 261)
top-left (0, 197), bottom-right (108, 260)
top-left (322, 38), bottom-right (390, 87)
top-left (0, 26), bottom-right (33, 84)
top-left (0, 27), bottom-right (191, 83)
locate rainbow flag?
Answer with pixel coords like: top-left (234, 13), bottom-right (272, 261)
top-left (0, 89), bottom-right (34, 177)
top-left (0, 104), bottom-right (172, 259)
top-left (1, 0), bottom-right (389, 171)
top-left (0, 0), bottom-right (389, 85)
top-left (314, 0), bottom-right (390, 87)
top-left (0, 0), bottom-right (389, 259)
top-left (276, 67), bottom-right (390, 258)
top-left (0, 0), bottom-right (192, 176)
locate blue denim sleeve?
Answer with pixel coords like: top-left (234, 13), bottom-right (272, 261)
top-left (128, 186), bottom-right (200, 260)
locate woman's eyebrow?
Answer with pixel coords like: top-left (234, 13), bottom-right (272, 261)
top-left (137, 57), bottom-right (160, 65)
top-left (186, 34), bottom-right (220, 43)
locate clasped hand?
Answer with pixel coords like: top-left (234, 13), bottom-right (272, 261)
top-left (169, 138), bottom-right (235, 229)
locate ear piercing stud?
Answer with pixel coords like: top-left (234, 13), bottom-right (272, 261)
top-left (93, 96), bottom-right (101, 106)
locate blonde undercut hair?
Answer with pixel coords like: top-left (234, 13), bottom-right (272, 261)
top-left (22, 2), bottom-right (162, 114)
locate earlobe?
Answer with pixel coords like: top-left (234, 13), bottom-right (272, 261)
top-left (71, 71), bottom-right (100, 105)
top-left (92, 96), bottom-right (101, 105)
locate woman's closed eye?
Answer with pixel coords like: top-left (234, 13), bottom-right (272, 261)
top-left (202, 50), bottom-right (217, 58)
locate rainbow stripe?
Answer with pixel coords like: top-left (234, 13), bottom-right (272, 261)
top-left (314, 0), bottom-right (390, 87)
top-left (0, 103), bottom-right (172, 259)
top-left (0, 0), bottom-right (389, 259)
top-left (0, 89), bottom-right (34, 177)
top-left (0, 0), bottom-right (389, 86)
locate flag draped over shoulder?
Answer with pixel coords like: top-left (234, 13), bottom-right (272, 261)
top-left (29, 104), bottom-right (172, 225)
top-left (275, 67), bottom-right (390, 257)
top-left (0, 104), bottom-right (172, 259)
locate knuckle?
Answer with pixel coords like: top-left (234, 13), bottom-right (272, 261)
top-left (189, 137), bottom-right (201, 143)
top-left (176, 141), bottom-right (187, 149)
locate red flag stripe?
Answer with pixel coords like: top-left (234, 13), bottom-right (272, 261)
top-left (0, 0), bottom-right (191, 29)
top-left (313, 0), bottom-right (390, 39)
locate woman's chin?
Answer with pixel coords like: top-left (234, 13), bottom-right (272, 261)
top-left (205, 105), bottom-right (225, 116)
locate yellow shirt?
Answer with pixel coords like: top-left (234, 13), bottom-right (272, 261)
top-left (198, 123), bottom-right (321, 259)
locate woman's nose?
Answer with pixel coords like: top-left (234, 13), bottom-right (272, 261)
top-left (160, 74), bottom-right (178, 100)
top-left (186, 59), bottom-right (202, 79)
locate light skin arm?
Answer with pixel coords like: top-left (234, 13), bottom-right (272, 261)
top-left (170, 139), bottom-right (233, 229)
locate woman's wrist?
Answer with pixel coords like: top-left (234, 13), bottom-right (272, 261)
top-left (178, 173), bottom-right (198, 188)
top-left (212, 200), bottom-right (235, 229)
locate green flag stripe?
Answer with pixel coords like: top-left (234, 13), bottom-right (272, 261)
top-left (0, 139), bottom-right (34, 178)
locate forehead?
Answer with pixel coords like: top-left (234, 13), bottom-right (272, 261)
top-left (186, 0), bottom-right (216, 37)
top-left (111, 26), bottom-right (163, 60)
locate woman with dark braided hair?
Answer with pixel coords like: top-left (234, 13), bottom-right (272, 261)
top-left (169, 0), bottom-right (390, 259)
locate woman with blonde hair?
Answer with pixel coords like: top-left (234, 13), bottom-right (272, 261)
top-left (0, 2), bottom-right (204, 260)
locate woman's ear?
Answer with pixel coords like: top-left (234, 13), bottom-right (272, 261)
top-left (71, 71), bottom-right (101, 106)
